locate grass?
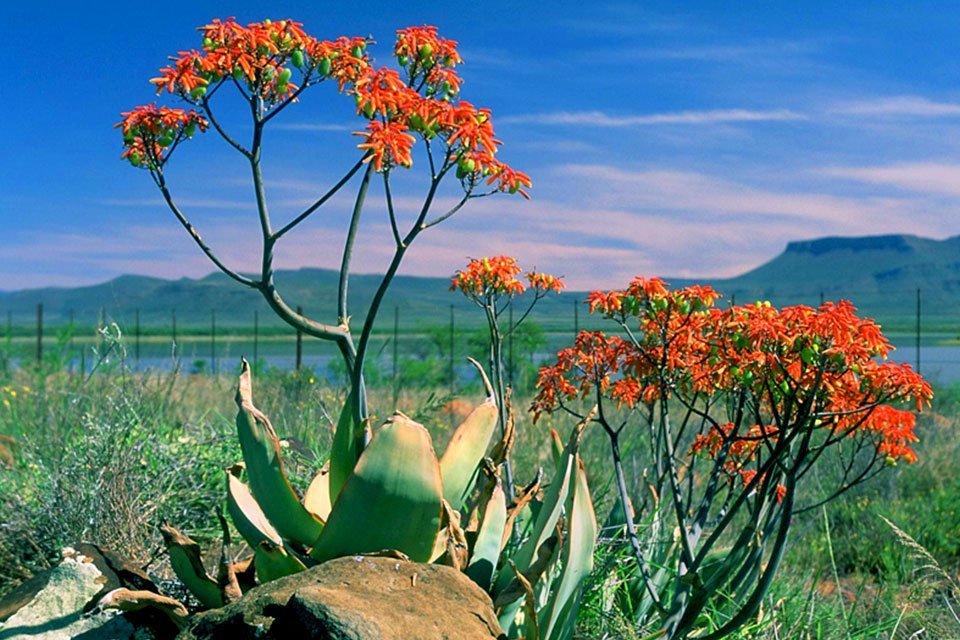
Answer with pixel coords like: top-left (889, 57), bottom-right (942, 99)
top-left (1, 342), bottom-right (959, 639)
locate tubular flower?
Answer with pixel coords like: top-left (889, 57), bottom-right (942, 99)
top-left (131, 20), bottom-right (530, 199)
top-left (394, 25), bottom-right (463, 91)
top-left (527, 272), bottom-right (566, 294)
top-left (537, 275), bottom-right (933, 469)
top-left (450, 256), bottom-right (525, 298)
top-left (151, 18), bottom-right (367, 104)
top-left (116, 104), bottom-right (208, 168)
top-left (355, 121), bottom-right (415, 171)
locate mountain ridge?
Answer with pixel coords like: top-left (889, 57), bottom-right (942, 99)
top-left (2, 233), bottom-right (958, 330)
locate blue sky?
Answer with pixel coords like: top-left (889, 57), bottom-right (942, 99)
top-left (3, 1), bottom-right (960, 290)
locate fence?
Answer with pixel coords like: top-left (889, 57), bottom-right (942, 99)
top-left (2, 285), bottom-right (959, 387)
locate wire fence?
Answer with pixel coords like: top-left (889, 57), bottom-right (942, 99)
top-left (2, 284), bottom-right (959, 387)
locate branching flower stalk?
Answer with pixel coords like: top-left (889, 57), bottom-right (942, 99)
top-left (117, 20), bottom-right (532, 444)
top-left (533, 278), bottom-right (932, 639)
top-left (451, 257), bottom-right (565, 502)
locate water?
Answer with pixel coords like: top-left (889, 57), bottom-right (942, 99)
top-left (17, 334), bottom-right (960, 387)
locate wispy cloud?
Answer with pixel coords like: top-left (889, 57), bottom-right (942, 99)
top-left (830, 96), bottom-right (960, 118)
top-left (271, 122), bottom-right (354, 132)
top-left (821, 163), bottom-right (960, 197)
top-left (500, 108), bottom-right (807, 127)
top-left (99, 198), bottom-right (252, 209)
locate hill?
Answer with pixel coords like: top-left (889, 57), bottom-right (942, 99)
top-left (1, 234), bottom-right (958, 333)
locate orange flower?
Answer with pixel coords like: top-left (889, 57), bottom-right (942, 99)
top-left (355, 121), bottom-right (415, 171)
top-left (450, 256), bottom-right (525, 298)
top-left (116, 104), bottom-right (208, 168)
top-left (527, 271), bottom-right (565, 294)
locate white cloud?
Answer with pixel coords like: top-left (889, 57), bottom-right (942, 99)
top-left (830, 96), bottom-right (960, 118)
top-left (821, 163), bottom-right (960, 197)
top-left (501, 109), bottom-right (807, 127)
top-left (272, 122), bottom-right (355, 132)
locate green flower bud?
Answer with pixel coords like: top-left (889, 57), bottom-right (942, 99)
top-left (129, 152), bottom-right (142, 167)
top-left (190, 86), bottom-right (207, 100)
top-left (419, 43), bottom-right (433, 58)
top-left (292, 49), bottom-right (305, 68)
top-left (202, 37), bottom-right (213, 48)
top-left (185, 122), bottom-right (197, 138)
top-left (351, 45), bottom-right (363, 59)
top-left (158, 135), bottom-right (174, 147)
top-left (398, 54), bottom-right (409, 66)
top-left (319, 57), bottom-right (332, 76)
top-left (278, 68), bottom-right (292, 83)
top-left (233, 67), bottom-right (244, 80)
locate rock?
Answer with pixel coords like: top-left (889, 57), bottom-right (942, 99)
top-left (0, 547), bottom-right (177, 640)
top-left (0, 547), bottom-right (136, 640)
top-left (179, 555), bottom-right (506, 640)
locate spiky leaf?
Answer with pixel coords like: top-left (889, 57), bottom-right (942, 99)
top-left (466, 481), bottom-right (507, 590)
top-left (225, 466), bottom-right (283, 549)
top-left (303, 465), bottom-right (332, 522)
top-left (235, 360), bottom-right (323, 547)
top-left (540, 460), bottom-right (597, 640)
top-left (439, 397), bottom-right (498, 510)
top-left (160, 524), bottom-right (223, 609)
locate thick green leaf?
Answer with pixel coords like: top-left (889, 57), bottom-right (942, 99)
top-left (303, 465), bottom-right (332, 522)
top-left (225, 465), bottom-right (283, 549)
top-left (494, 411), bottom-right (592, 605)
top-left (254, 542), bottom-right (307, 583)
top-left (310, 412), bottom-right (443, 563)
top-left (160, 524), bottom-right (223, 609)
top-left (540, 459), bottom-right (597, 640)
top-left (328, 390), bottom-right (363, 502)
top-left (549, 429), bottom-right (564, 471)
top-left (439, 397), bottom-right (498, 511)
top-left (466, 480), bottom-right (507, 590)
top-left (235, 360), bottom-right (323, 547)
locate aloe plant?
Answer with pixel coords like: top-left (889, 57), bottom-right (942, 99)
top-left (163, 359), bottom-right (596, 640)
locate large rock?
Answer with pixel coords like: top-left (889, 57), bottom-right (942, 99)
top-left (0, 547), bottom-right (136, 640)
top-left (179, 556), bottom-right (506, 640)
top-left (0, 546), bottom-right (175, 640)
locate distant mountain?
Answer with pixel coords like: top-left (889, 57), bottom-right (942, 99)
top-left (2, 234), bottom-right (958, 332)
top-left (678, 234), bottom-right (960, 329)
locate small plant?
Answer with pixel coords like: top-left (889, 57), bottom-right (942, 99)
top-left (534, 278), bottom-right (933, 639)
top-left (118, 19), bottom-right (598, 637)
top-left (162, 360), bottom-right (596, 639)
top-left (451, 256), bottom-right (565, 504)
top-left (117, 18), bottom-right (531, 438)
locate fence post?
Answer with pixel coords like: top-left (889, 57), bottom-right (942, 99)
top-left (97, 307), bottom-right (105, 354)
top-left (449, 304), bottom-right (455, 427)
top-left (573, 298), bottom-right (579, 337)
top-left (253, 309), bottom-right (259, 367)
top-left (171, 309), bottom-right (178, 363)
top-left (36, 303), bottom-right (43, 364)
top-left (508, 301), bottom-right (514, 386)
top-left (210, 309), bottom-right (217, 375)
top-left (915, 287), bottom-right (921, 374)
top-left (135, 308), bottom-right (141, 369)
top-left (295, 306), bottom-right (303, 371)
top-left (392, 305), bottom-right (399, 410)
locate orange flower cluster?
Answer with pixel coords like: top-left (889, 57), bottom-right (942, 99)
top-left (151, 18), bottom-right (368, 102)
top-left (115, 104), bottom-right (208, 168)
top-left (450, 257), bottom-right (566, 305)
top-left (534, 277), bottom-right (933, 466)
top-left (527, 272), bottom-right (566, 294)
top-left (126, 19), bottom-right (529, 196)
top-left (450, 256), bottom-right (525, 298)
